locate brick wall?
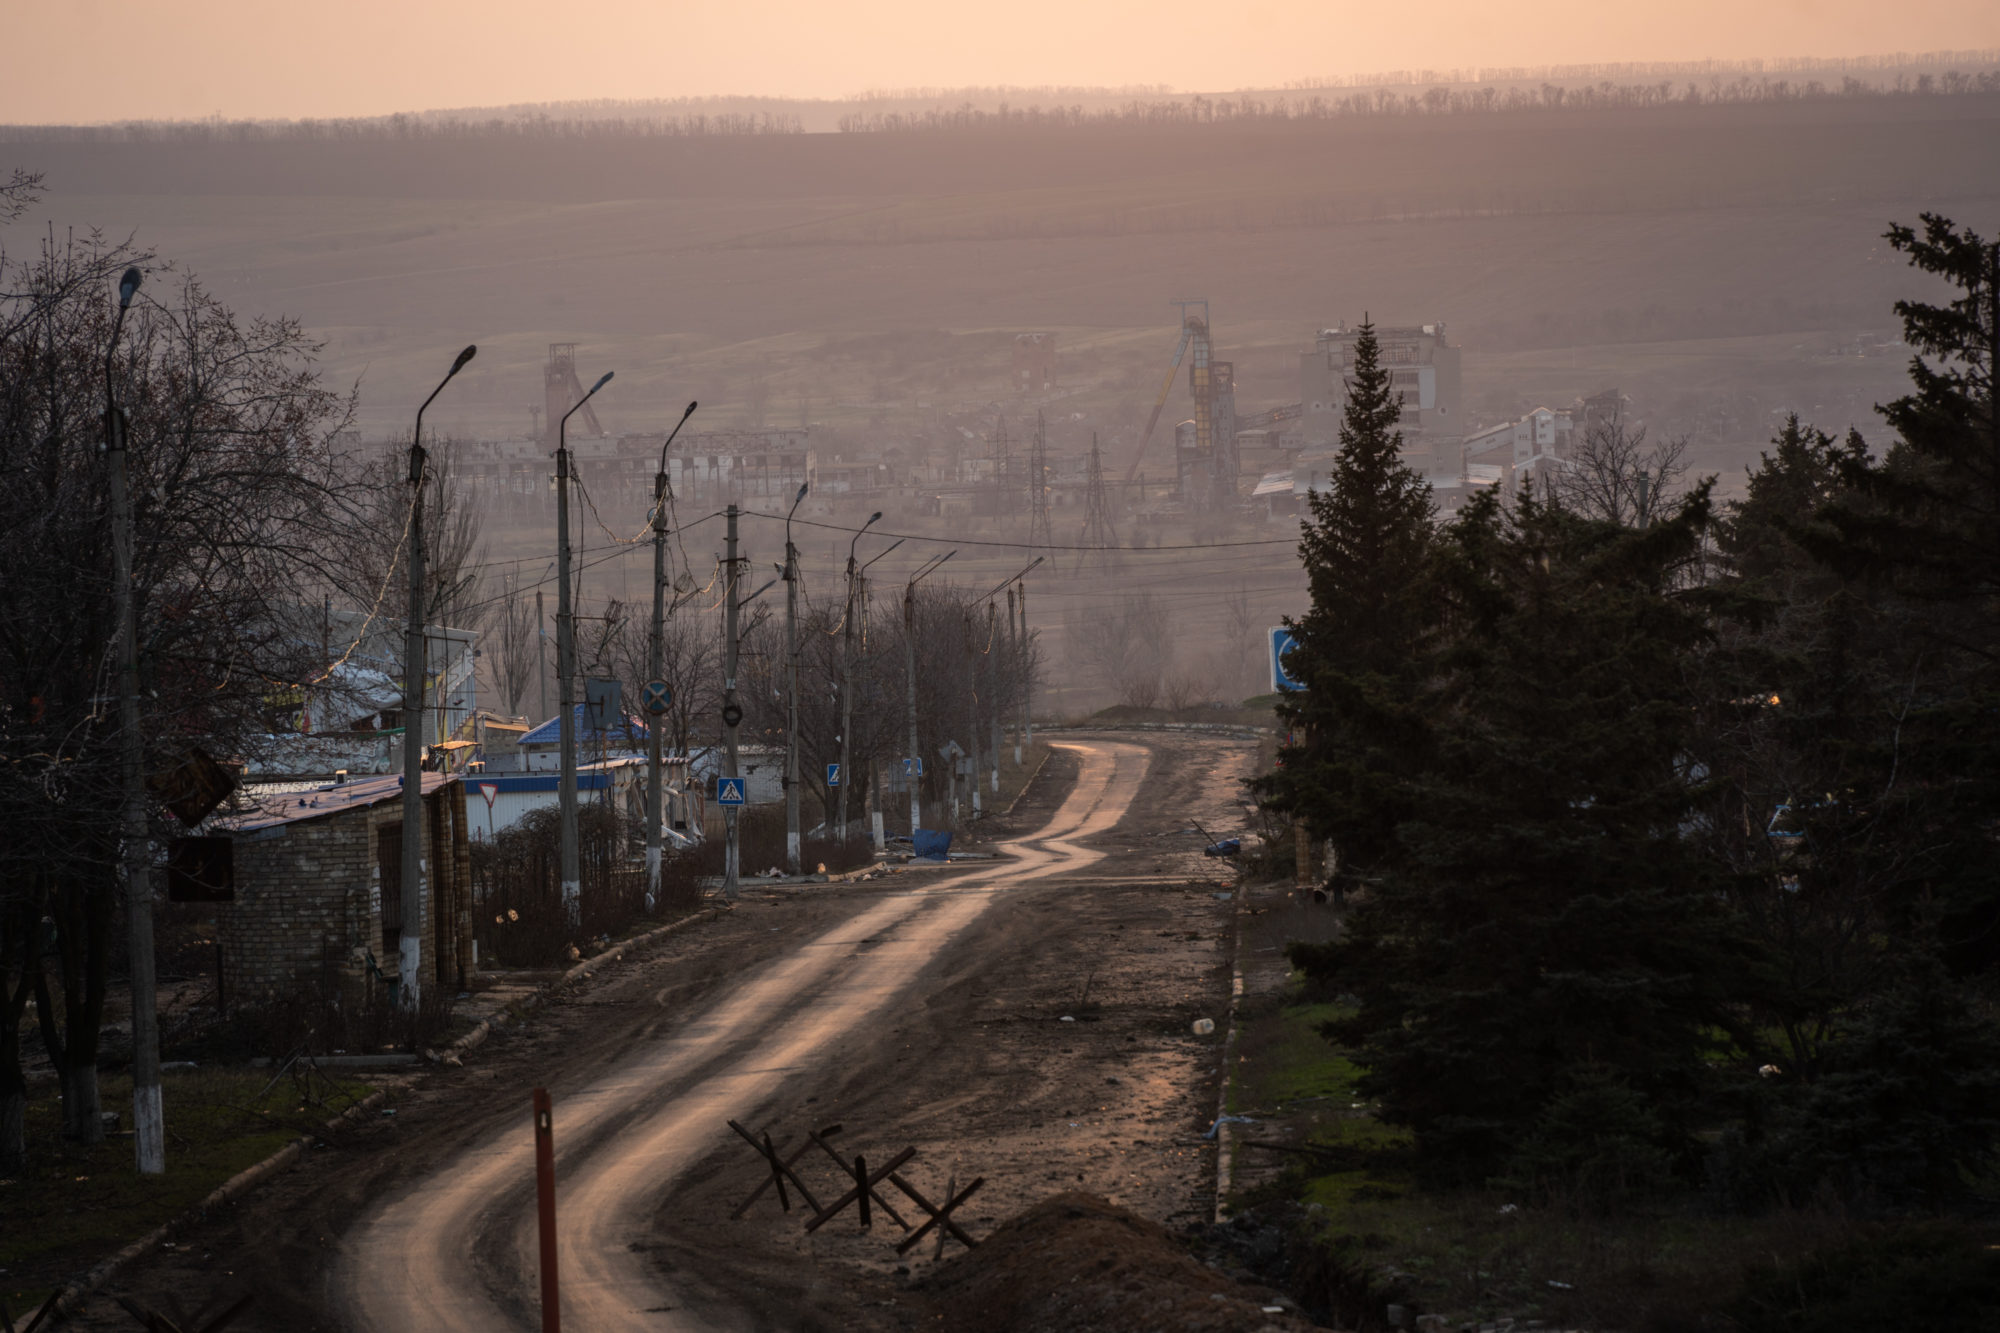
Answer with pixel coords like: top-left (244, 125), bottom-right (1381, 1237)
top-left (218, 780), bottom-right (472, 1000)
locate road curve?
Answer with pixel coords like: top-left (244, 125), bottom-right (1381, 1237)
top-left (336, 738), bottom-right (1150, 1331)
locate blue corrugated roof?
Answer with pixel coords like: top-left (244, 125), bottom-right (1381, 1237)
top-left (519, 704), bottom-right (650, 748)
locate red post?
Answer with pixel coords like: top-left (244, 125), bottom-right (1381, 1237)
top-left (533, 1087), bottom-right (560, 1332)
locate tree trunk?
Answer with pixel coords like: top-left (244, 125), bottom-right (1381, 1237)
top-left (3, 896), bottom-right (43, 1175)
top-left (54, 878), bottom-right (110, 1145)
top-left (1, 984), bottom-right (28, 1176)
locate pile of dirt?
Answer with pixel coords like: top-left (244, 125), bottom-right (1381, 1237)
top-left (921, 1193), bottom-right (1330, 1332)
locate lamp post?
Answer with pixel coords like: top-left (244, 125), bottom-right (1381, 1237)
top-left (835, 512), bottom-right (884, 843)
top-left (104, 266), bottom-right (169, 1173)
top-left (782, 482), bottom-right (809, 874)
top-left (902, 549), bottom-right (956, 835)
top-left (974, 557), bottom-right (1041, 811)
top-left (399, 344), bottom-right (477, 1014)
top-left (647, 402), bottom-right (697, 910)
top-left (556, 368), bottom-right (613, 927)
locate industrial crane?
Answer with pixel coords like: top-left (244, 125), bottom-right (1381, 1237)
top-left (1123, 299), bottom-right (1211, 485)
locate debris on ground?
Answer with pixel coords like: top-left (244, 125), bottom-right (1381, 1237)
top-left (920, 1192), bottom-right (1323, 1333)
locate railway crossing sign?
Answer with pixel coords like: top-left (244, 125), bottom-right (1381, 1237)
top-left (826, 763), bottom-right (841, 787)
top-left (641, 679), bottom-right (672, 715)
top-left (1269, 627), bottom-right (1304, 693)
top-left (716, 777), bottom-right (747, 807)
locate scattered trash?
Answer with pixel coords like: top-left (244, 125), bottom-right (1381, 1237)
top-left (1547, 1279), bottom-right (1575, 1290)
top-left (1203, 838), bottom-right (1241, 858)
top-left (1759, 1063), bottom-right (1782, 1077)
top-left (1201, 1114), bottom-right (1256, 1140)
top-left (1059, 1015), bottom-right (1076, 1023)
top-left (380, 1108), bottom-right (397, 1117)
top-left (1497, 1203), bottom-right (1520, 1215)
top-left (1190, 1017), bottom-right (1216, 1035)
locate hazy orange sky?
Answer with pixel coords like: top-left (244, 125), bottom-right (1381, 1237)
top-left (8, 0), bottom-right (1999, 124)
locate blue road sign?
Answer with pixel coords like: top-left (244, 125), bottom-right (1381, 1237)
top-left (825, 762), bottom-right (841, 786)
top-left (641, 679), bottom-right (672, 715)
top-left (1270, 627), bottom-right (1304, 693)
top-left (902, 757), bottom-right (924, 778)
top-left (715, 776), bottom-right (747, 807)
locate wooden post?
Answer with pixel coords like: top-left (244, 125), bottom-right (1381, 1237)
top-left (855, 1155), bottom-right (871, 1229)
top-left (533, 1088), bottom-right (560, 1332)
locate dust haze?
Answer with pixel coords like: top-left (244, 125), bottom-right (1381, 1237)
top-left (7, 58), bottom-right (1998, 715)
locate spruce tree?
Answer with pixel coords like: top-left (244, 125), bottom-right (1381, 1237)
top-left (1809, 216), bottom-right (2000, 974)
top-left (1297, 487), bottom-right (1764, 1182)
top-left (1263, 318), bottom-right (1436, 883)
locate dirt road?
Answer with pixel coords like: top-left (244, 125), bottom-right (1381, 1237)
top-left (71, 731), bottom-right (1260, 1331)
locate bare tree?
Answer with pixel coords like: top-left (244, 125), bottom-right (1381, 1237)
top-left (0, 229), bottom-right (352, 1160)
top-left (1222, 581), bottom-right (1260, 699)
top-left (1552, 408), bottom-right (1689, 526)
top-left (486, 568), bottom-right (541, 717)
top-left (1069, 591), bottom-right (1174, 709)
top-left (1161, 658), bottom-right (1220, 713)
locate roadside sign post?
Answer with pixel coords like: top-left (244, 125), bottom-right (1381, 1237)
top-left (533, 1087), bottom-right (560, 1332)
top-left (478, 782), bottom-right (498, 841)
top-left (1269, 627), bottom-right (1304, 693)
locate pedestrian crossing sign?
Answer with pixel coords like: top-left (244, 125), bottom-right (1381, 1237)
top-left (716, 777), bottom-right (746, 807)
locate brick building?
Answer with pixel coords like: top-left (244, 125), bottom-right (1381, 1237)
top-left (213, 772), bottom-right (474, 999)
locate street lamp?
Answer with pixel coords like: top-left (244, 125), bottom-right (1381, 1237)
top-left (835, 512), bottom-right (883, 843)
top-left (398, 344), bottom-right (476, 1013)
top-left (782, 481), bottom-right (809, 874)
top-left (104, 266), bottom-right (168, 1174)
top-left (556, 368), bottom-right (613, 926)
top-left (979, 556), bottom-right (1042, 799)
top-left (902, 548), bottom-right (956, 835)
top-left (646, 401), bottom-right (697, 910)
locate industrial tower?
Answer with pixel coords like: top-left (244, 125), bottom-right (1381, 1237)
top-left (992, 415), bottom-right (1012, 515)
top-left (544, 343), bottom-right (605, 446)
top-left (1077, 433), bottom-right (1118, 572)
top-left (1026, 410), bottom-right (1053, 554)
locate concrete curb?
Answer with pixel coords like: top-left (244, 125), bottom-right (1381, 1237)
top-left (1213, 884), bottom-right (1250, 1223)
top-left (54, 1087), bottom-right (390, 1317)
top-left (1002, 745), bottom-right (1055, 819)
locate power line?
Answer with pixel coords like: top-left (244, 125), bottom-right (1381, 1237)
top-left (754, 511), bottom-right (1299, 553)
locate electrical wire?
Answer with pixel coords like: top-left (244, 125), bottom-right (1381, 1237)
top-left (745, 510), bottom-right (1299, 552)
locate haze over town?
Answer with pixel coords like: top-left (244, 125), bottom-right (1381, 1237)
top-left (4, 3), bottom-right (1999, 1329)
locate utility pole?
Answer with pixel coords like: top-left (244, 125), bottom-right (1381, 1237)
top-left (723, 504), bottom-right (742, 897)
top-left (1019, 580), bottom-right (1034, 752)
top-left (648, 402), bottom-right (697, 911)
top-left (902, 550), bottom-right (955, 834)
top-left (105, 267), bottom-right (164, 1173)
top-left (904, 580), bottom-right (921, 836)
top-left (557, 367), bottom-right (613, 928)
top-left (837, 512), bottom-right (885, 842)
top-left (964, 612), bottom-right (982, 820)
top-left (863, 573), bottom-right (886, 855)
top-left (400, 344), bottom-right (477, 1016)
top-left (987, 600), bottom-right (1001, 796)
top-left (782, 483), bottom-right (809, 875)
top-left (1007, 587), bottom-right (1021, 765)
